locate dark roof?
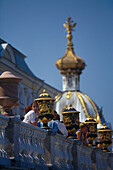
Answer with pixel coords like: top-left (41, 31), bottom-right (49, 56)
top-left (0, 38), bottom-right (43, 81)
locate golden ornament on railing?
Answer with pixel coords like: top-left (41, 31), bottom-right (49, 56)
top-left (98, 123), bottom-right (112, 152)
top-left (84, 117), bottom-right (97, 146)
top-left (62, 104), bottom-right (79, 139)
top-left (34, 89), bottom-right (55, 129)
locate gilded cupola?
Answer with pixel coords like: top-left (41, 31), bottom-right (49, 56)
top-left (56, 17), bottom-right (86, 75)
top-left (56, 17), bottom-right (86, 91)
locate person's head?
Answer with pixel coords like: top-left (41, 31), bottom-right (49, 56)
top-left (31, 102), bottom-right (39, 114)
top-left (25, 106), bottom-right (31, 113)
top-left (20, 116), bottom-right (24, 121)
top-left (53, 110), bottom-right (57, 120)
top-left (79, 123), bottom-right (88, 132)
top-left (55, 114), bottom-right (60, 121)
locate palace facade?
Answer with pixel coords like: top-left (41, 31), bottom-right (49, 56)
top-left (0, 38), bottom-right (61, 118)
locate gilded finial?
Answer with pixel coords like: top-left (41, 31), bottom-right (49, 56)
top-left (63, 17), bottom-right (77, 34)
top-left (43, 89), bottom-right (46, 93)
top-left (63, 17), bottom-right (77, 48)
top-left (40, 89), bottom-right (49, 97)
top-left (68, 104), bottom-right (73, 110)
top-left (62, 105), bottom-right (68, 111)
top-left (69, 104), bottom-right (72, 107)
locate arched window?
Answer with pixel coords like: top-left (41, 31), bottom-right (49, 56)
top-left (68, 77), bottom-right (72, 86)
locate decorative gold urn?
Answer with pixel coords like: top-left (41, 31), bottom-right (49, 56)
top-left (98, 123), bottom-right (112, 152)
top-left (84, 117), bottom-right (97, 146)
top-left (34, 89), bottom-right (54, 129)
top-left (62, 104), bottom-right (79, 139)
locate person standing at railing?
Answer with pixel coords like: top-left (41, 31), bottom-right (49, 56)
top-left (74, 123), bottom-right (89, 146)
top-left (20, 105), bottom-right (31, 121)
top-left (54, 113), bottom-right (68, 137)
top-left (23, 101), bottom-right (39, 126)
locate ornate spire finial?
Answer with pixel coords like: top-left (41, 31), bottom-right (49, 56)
top-left (63, 17), bottom-right (77, 48)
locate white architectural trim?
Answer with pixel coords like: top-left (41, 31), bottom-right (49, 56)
top-left (1, 43), bottom-right (16, 64)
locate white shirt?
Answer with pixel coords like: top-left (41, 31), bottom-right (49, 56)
top-left (55, 120), bottom-right (68, 136)
top-left (23, 110), bottom-right (36, 124)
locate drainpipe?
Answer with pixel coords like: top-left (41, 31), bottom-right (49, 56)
top-left (36, 80), bottom-right (45, 97)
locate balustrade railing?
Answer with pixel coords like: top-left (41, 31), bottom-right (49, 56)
top-left (53, 134), bottom-right (74, 170)
top-left (19, 121), bottom-right (47, 168)
top-left (43, 131), bottom-right (74, 170)
top-left (5, 116), bottom-right (48, 169)
top-left (0, 115), bottom-right (112, 170)
top-left (0, 114), bottom-right (10, 166)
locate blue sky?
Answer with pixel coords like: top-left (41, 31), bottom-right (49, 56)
top-left (0, 0), bottom-right (113, 126)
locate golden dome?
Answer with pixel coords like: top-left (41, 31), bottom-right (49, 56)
top-left (56, 50), bottom-right (86, 74)
top-left (56, 17), bottom-right (86, 75)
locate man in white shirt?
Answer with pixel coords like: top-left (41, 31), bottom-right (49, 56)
top-left (54, 112), bottom-right (68, 137)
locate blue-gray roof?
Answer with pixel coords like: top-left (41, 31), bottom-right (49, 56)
top-left (0, 38), bottom-right (43, 82)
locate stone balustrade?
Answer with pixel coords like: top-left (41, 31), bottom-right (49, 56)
top-left (53, 135), bottom-right (74, 169)
top-left (5, 116), bottom-right (48, 170)
top-left (0, 114), bottom-right (112, 170)
top-left (43, 131), bottom-right (74, 170)
top-left (0, 114), bottom-right (10, 166)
